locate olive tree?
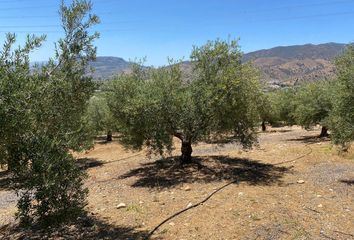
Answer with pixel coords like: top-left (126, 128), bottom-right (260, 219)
top-left (0, 0), bottom-right (99, 225)
top-left (328, 45), bottom-right (354, 149)
top-left (257, 91), bottom-right (281, 131)
top-left (107, 39), bottom-right (261, 164)
top-left (293, 80), bottom-right (333, 137)
top-left (271, 87), bottom-right (297, 126)
top-left (86, 94), bottom-right (115, 141)
top-left (0, 34), bottom-right (45, 170)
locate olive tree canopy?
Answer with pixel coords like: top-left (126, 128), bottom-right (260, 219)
top-left (106, 39), bottom-right (261, 164)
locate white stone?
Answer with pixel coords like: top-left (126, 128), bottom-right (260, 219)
top-left (116, 203), bottom-right (126, 209)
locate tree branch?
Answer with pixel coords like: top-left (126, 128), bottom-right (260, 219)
top-left (173, 132), bottom-right (183, 141)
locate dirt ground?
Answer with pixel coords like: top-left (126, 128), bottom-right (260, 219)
top-left (0, 126), bottom-right (353, 240)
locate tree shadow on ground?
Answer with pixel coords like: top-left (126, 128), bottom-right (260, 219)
top-left (0, 215), bottom-right (154, 240)
top-left (287, 135), bottom-right (330, 144)
top-left (76, 158), bottom-right (104, 170)
top-left (119, 155), bottom-right (289, 189)
top-left (340, 179), bottom-right (354, 185)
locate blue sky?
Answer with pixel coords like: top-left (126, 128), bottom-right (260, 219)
top-left (0, 0), bottom-right (353, 66)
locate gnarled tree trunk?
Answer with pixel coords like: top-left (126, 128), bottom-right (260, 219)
top-left (319, 126), bottom-right (329, 138)
top-left (7, 160), bottom-right (17, 172)
top-left (181, 141), bottom-right (193, 164)
top-left (106, 130), bottom-right (112, 142)
top-left (261, 121), bottom-right (266, 132)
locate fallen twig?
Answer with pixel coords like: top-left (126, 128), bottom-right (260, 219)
top-left (305, 207), bottom-right (320, 214)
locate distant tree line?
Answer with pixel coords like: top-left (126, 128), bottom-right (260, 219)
top-left (257, 45), bottom-right (354, 150)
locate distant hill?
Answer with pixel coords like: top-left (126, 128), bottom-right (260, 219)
top-left (89, 56), bottom-right (132, 80)
top-left (45, 43), bottom-right (348, 87)
top-left (243, 43), bottom-right (346, 61)
top-left (242, 43), bottom-right (347, 88)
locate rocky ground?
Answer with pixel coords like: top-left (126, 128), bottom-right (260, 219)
top-left (0, 126), bottom-right (353, 240)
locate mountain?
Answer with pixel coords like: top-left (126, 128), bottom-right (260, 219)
top-left (242, 43), bottom-right (346, 61)
top-left (87, 43), bottom-right (348, 87)
top-left (89, 57), bottom-right (132, 80)
top-left (242, 43), bottom-right (347, 88)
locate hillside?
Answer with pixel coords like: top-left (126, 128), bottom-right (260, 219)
top-left (89, 57), bottom-right (132, 80)
top-left (242, 43), bottom-right (346, 87)
top-left (88, 43), bottom-right (347, 87)
top-left (242, 43), bottom-right (345, 61)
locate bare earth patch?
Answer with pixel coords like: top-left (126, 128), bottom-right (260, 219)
top-left (0, 126), bottom-right (353, 240)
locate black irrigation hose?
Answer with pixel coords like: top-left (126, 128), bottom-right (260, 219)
top-left (100, 153), bottom-right (144, 165)
top-left (145, 143), bottom-right (314, 239)
top-left (273, 143), bottom-right (313, 166)
top-left (144, 180), bottom-right (238, 240)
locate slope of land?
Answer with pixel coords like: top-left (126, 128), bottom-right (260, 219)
top-left (89, 56), bottom-right (132, 80)
top-left (242, 43), bottom-right (346, 87)
top-left (1, 126), bottom-right (353, 240)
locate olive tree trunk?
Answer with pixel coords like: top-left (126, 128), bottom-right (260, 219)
top-left (180, 141), bottom-right (193, 164)
top-left (261, 121), bottom-right (266, 132)
top-left (319, 126), bottom-right (329, 138)
top-left (106, 130), bottom-right (112, 142)
top-left (7, 160), bottom-right (17, 172)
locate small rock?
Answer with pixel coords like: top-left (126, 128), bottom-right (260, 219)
top-left (297, 180), bottom-right (305, 184)
top-left (169, 222), bottom-right (175, 226)
top-left (116, 203), bottom-right (126, 209)
top-left (186, 202), bottom-right (193, 208)
top-left (139, 201), bottom-right (144, 204)
top-left (68, 225), bottom-right (77, 231)
top-left (317, 204), bottom-right (323, 208)
top-left (238, 192), bottom-right (244, 196)
top-left (184, 186), bottom-right (191, 191)
top-left (316, 195), bottom-right (322, 198)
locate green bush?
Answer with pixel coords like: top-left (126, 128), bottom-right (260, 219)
top-left (15, 134), bottom-right (88, 226)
